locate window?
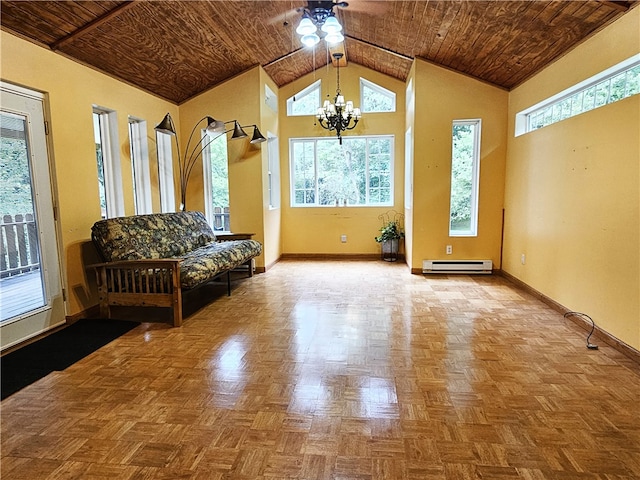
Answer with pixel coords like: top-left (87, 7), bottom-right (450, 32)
top-left (128, 117), bottom-right (152, 214)
top-left (267, 133), bottom-right (280, 209)
top-left (404, 127), bottom-right (413, 209)
top-left (360, 78), bottom-right (396, 113)
top-left (290, 136), bottom-right (393, 207)
top-left (156, 131), bottom-right (175, 212)
top-left (450, 119), bottom-right (481, 237)
top-left (265, 84), bottom-right (278, 113)
top-left (92, 107), bottom-right (124, 218)
top-left (517, 55), bottom-right (640, 135)
top-left (287, 80), bottom-right (321, 116)
top-left (203, 133), bottom-right (230, 231)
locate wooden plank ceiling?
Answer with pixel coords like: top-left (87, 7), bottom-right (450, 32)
top-left (1, 0), bottom-right (636, 104)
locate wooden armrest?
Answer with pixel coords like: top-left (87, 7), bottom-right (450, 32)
top-left (216, 233), bottom-right (255, 241)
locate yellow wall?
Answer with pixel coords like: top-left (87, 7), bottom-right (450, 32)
top-left (4, 4), bottom-right (638, 353)
top-left (410, 59), bottom-right (508, 270)
top-left (1, 31), bottom-right (177, 317)
top-left (259, 69), bottom-right (282, 269)
top-left (179, 67), bottom-right (269, 270)
top-left (279, 63), bottom-right (406, 256)
top-left (504, 7), bottom-right (640, 349)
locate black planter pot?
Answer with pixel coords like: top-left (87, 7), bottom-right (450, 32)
top-left (380, 238), bottom-right (399, 262)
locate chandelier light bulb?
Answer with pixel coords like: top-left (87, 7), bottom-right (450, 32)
top-left (296, 17), bottom-right (317, 35)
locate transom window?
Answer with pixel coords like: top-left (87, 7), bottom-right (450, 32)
top-left (360, 78), bottom-right (396, 113)
top-left (287, 80), bottom-right (321, 116)
top-left (517, 55), bottom-right (640, 135)
top-left (290, 136), bottom-right (393, 207)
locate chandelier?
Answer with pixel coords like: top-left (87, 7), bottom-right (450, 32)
top-left (295, 1), bottom-right (348, 47)
top-left (316, 52), bottom-right (361, 144)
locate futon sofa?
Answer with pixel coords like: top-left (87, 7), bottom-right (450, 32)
top-left (91, 211), bottom-right (262, 326)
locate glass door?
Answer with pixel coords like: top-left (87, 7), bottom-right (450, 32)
top-left (0, 83), bottom-right (64, 350)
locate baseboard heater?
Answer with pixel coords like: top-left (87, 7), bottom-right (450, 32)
top-left (422, 259), bottom-right (493, 274)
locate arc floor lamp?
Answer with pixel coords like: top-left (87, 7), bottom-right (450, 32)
top-left (155, 113), bottom-right (266, 211)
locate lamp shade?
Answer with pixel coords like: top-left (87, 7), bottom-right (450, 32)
top-left (324, 31), bottom-right (344, 45)
top-left (154, 113), bottom-right (176, 135)
top-left (296, 16), bottom-right (317, 35)
top-left (205, 116), bottom-right (226, 133)
top-left (321, 15), bottom-right (342, 33)
top-left (231, 121), bottom-right (248, 140)
top-left (301, 33), bottom-right (320, 47)
top-left (250, 126), bottom-right (267, 144)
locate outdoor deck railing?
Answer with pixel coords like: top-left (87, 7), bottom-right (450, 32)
top-left (212, 206), bottom-right (230, 232)
top-left (0, 209), bottom-right (229, 279)
top-left (1, 213), bottom-right (40, 278)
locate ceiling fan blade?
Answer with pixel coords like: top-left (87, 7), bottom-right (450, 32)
top-left (266, 3), bottom-right (303, 26)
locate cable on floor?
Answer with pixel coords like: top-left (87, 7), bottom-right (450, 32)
top-left (564, 311), bottom-right (599, 350)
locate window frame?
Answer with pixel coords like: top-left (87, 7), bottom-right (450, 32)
top-left (92, 106), bottom-right (124, 219)
top-left (289, 135), bottom-right (395, 208)
top-left (449, 119), bottom-right (481, 237)
top-left (202, 131), bottom-right (231, 232)
top-left (265, 84), bottom-right (278, 113)
top-left (156, 130), bottom-right (176, 213)
top-left (360, 77), bottom-right (396, 113)
top-left (267, 132), bottom-right (281, 210)
top-left (286, 80), bottom-right (321, 116)
top-left (128, 116), bottom-right (153, 215)
top-left (516, 54), bottom-right (640, 136)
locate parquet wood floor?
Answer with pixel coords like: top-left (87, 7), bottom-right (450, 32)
top-left (2, 260), bottom-right (639, 479)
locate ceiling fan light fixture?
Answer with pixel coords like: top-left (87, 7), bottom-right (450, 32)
top-left (296, 16), bottom-right (317, 35)
top-left (301, 33), bottom-right (320, 47)
top-left (321, 15), bottom-right (342, 33)
top-left (324, 31), bottom-right (344, 45)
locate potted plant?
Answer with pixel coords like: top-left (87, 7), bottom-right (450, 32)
top-left (375, 212), bottom-right (404, 262)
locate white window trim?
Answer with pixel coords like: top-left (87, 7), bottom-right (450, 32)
top-left (449, 119), bottom-right (481, 237)
top-left (289, 135), bottom-right (394, 208)
top-left (286, 79), bottom-right (321, 116)
top-left (156, 131), bottom-right (175, 213)
top-left (515, 54), bottom-right (640, 136)
top-left (128, 117), bottom-right (153, 214)
top-left (265, 84), bottom-right (278, 113)
top-left (360, 77), bottom-right (396, 113)
top-left (267, 132), bottom-right (280, 210)
top-left (404, 127), bottom-right (413, 210)
top-left (202, 132), bottom-right (230, 232)
top-left (93, 107), bottom-right (124, 218)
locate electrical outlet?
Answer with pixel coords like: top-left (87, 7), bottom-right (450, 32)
top-left (521, 253), bottom-right (526, 265)
top-left (446, 245), bottom-right (452, 255)
top-left (341, 234), bottom-right (347, 243)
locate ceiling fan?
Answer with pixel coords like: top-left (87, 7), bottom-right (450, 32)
top-left (295, 1), bottom-right (349, 46)
top-left (271, 0), bottom-right (386, 29)
top-left (300, 1), bottom-right (350, 27)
